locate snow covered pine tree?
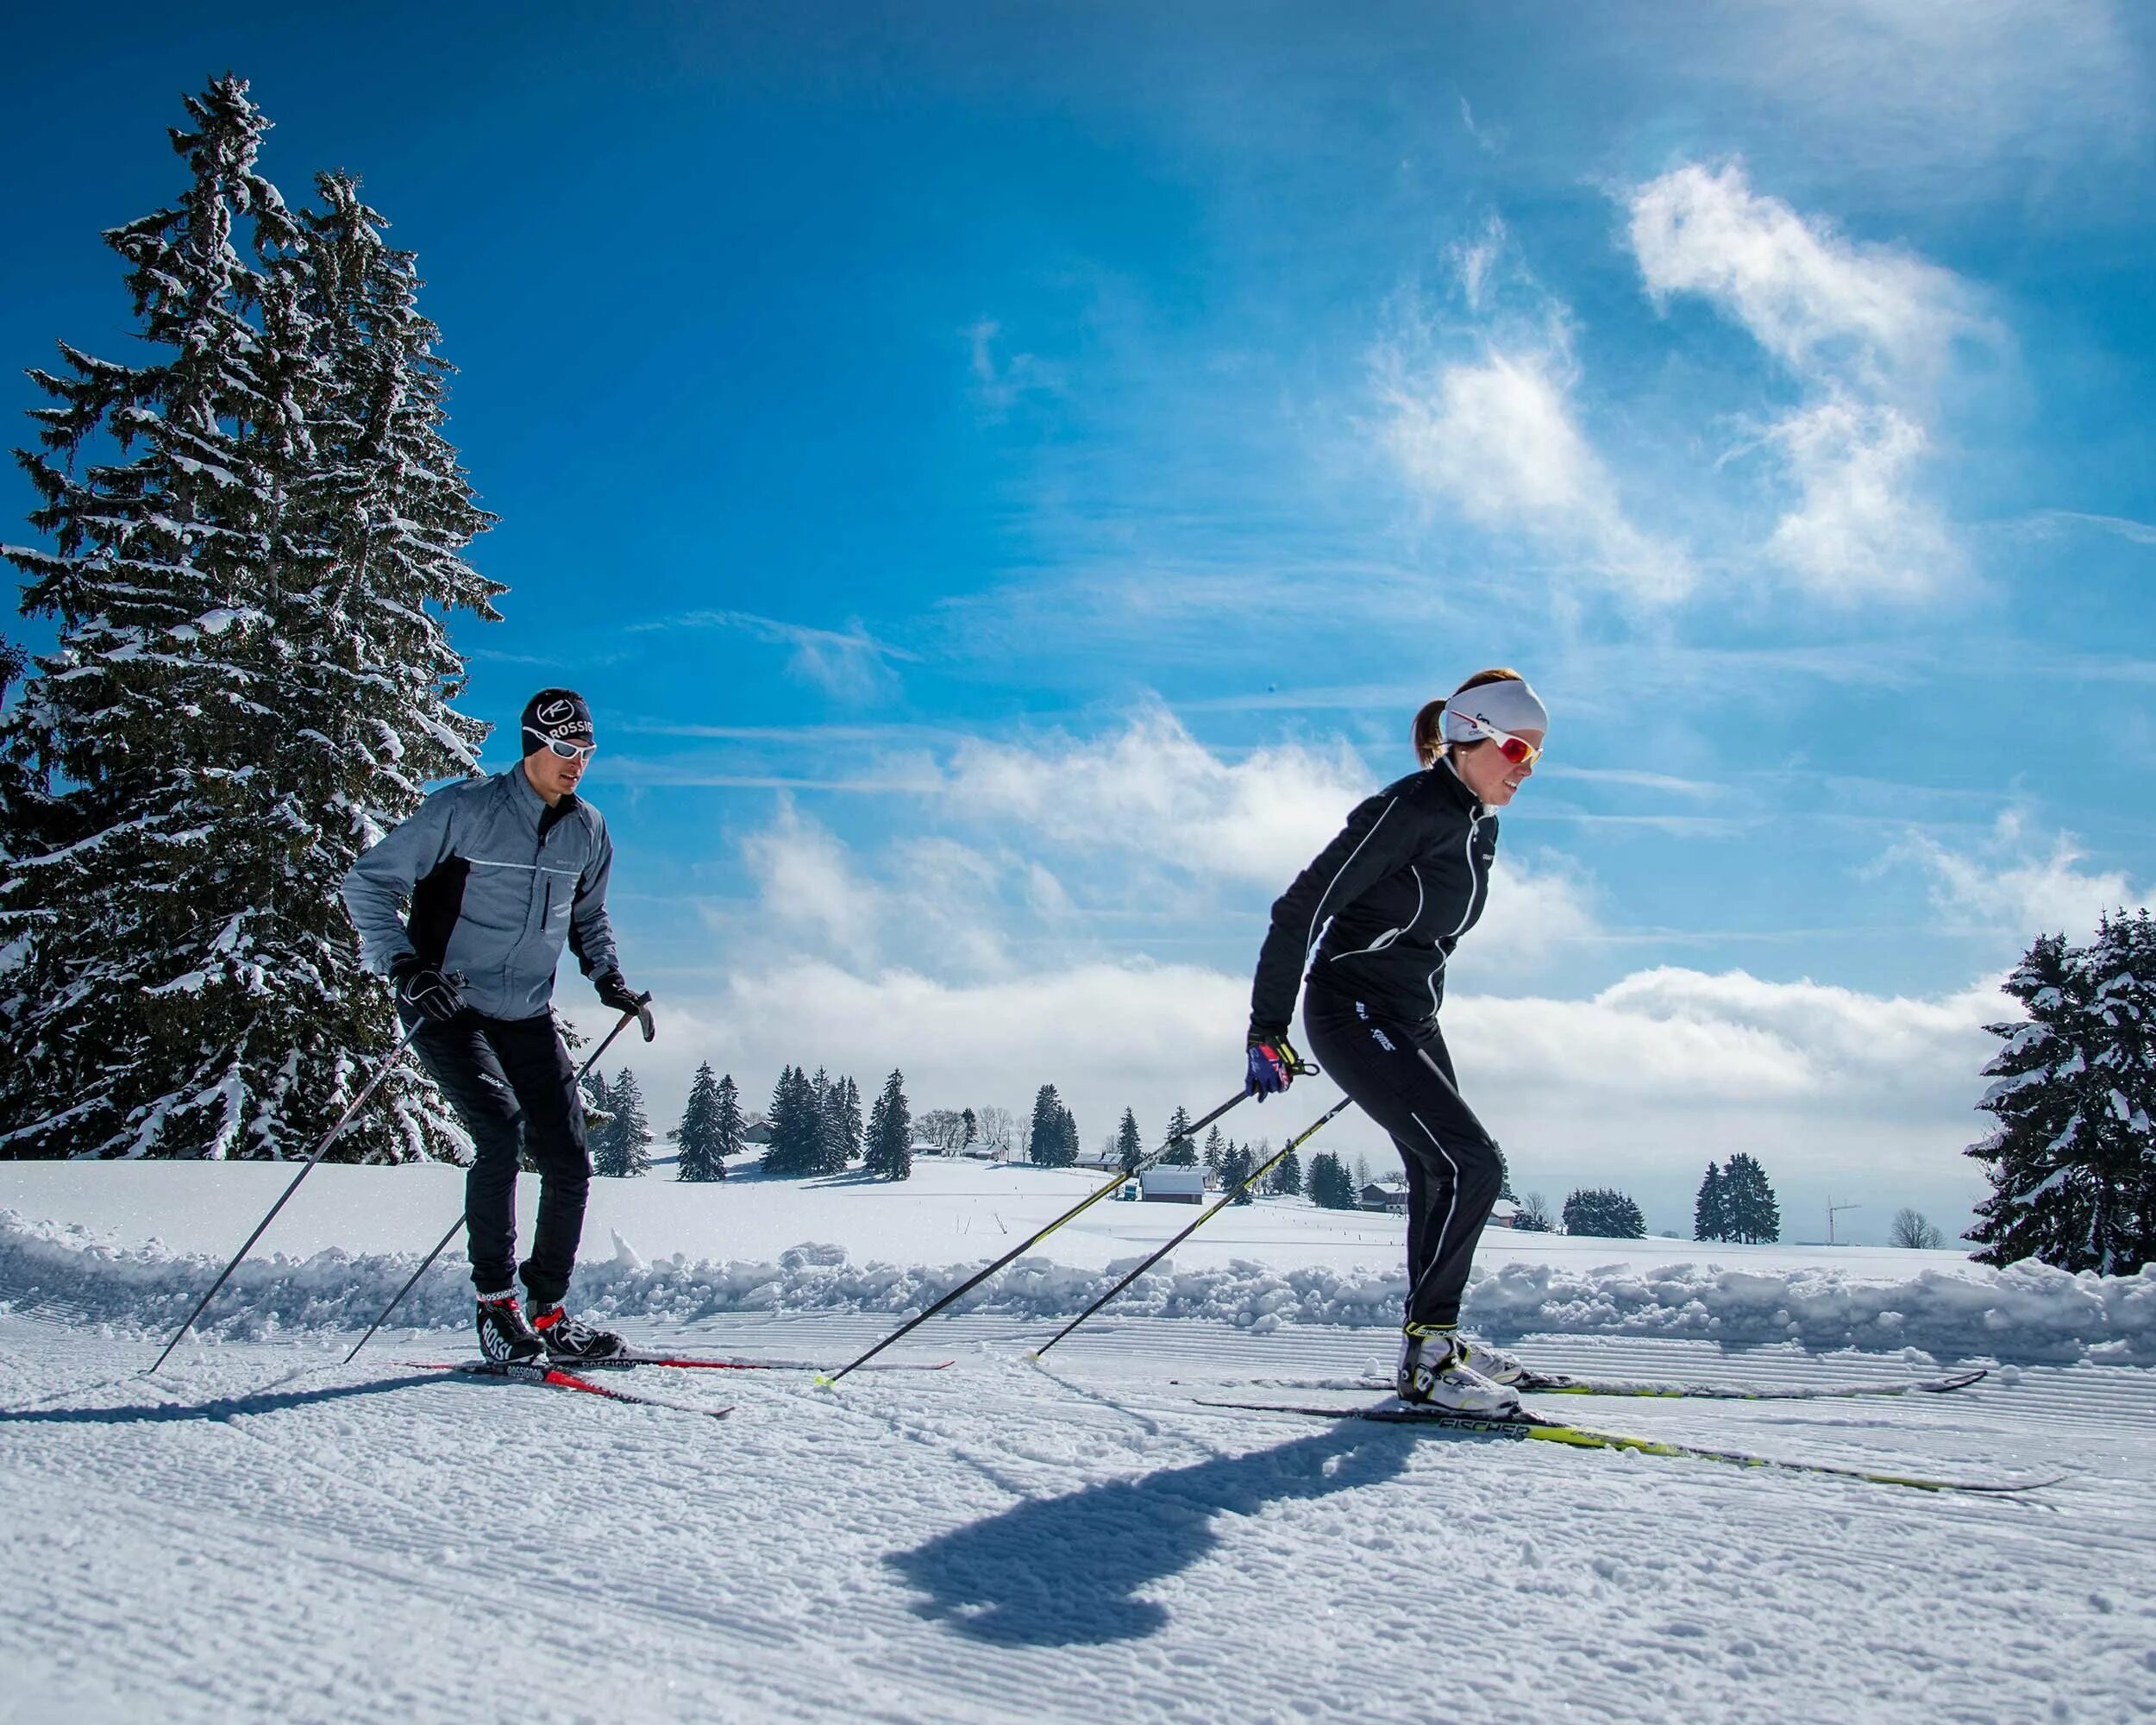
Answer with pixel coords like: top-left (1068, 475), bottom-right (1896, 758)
top-left (1969, 914), bottom-right (2156, 1274)
top-left (0, 78), bottom-right (496, 1162)
top-left (592, 1069), bottom-right (652, 1177)
top-left (672, 1062), bottom-right (736, 1182)
top-left (865, 1070), bottom-right (912, 1180)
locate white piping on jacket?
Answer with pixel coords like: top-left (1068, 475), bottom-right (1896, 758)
top-left (1329, 863), bottom-right (1423, 963)
top-left (1304, 798), bottom-right (1398, 971)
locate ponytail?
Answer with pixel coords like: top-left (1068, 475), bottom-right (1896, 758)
top-left (1412, 699), bottom-right (1449, 768)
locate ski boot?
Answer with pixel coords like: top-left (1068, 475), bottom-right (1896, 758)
top-left (476, 1289), bottom-right (548, 1366)
top-left (528, 1300), bottom-right (628, 1364)
top-left (1396, 1325), bottom-right (1523, 1417)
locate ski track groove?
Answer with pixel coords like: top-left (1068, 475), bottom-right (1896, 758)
top-left (3, 1316), bottom-right (2152, 1724)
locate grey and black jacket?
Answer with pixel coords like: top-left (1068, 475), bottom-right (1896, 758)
top-left (342, 767), bottom-right (620, 1023)
top-left (1250, 757), bottom-right (1496, 1033)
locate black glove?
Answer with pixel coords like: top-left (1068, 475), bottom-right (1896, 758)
top-left (391, 954), bottom-right (464, 1025)
top-left (596, 970), bottom-right (655, 1042)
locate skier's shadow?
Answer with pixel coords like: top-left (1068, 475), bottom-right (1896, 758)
top-left (0, 1373), bottom-right (442, 1426)
top-left (890, 1424), bottom-right (1408, 1647)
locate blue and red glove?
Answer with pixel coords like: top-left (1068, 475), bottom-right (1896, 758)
top-left (1245, 1026), bottom-right (1312, 1100)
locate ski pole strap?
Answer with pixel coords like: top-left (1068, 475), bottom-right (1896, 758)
top-left (1030, 1095), bottom-right (1352, 1361)
top-left (818, 1089), bottom-right (1250, 1385)
top-left (150, 1014), bottom-right (426, 1374)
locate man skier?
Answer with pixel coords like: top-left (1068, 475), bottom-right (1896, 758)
top-left (343, 689), bottom-right (653, 1365)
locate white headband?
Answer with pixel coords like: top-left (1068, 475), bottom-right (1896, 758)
top-left (1440, 678), bottom-right (1548, 745)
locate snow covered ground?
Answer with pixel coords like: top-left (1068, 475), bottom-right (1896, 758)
top-left (3, 1162), bottom-right (2153, 1724)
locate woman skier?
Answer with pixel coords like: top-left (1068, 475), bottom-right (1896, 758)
top-left (1244, 668), bottom-right (1546, 1415)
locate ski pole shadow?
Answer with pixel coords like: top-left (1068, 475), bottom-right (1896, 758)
top-left (889, 1422), bottom-right (1409, 1647)
top-left (0, 1372), bottom-right (442, 1426)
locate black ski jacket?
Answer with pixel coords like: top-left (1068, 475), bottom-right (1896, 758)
top-left (1250, 758), bottom-right (1497, 1033)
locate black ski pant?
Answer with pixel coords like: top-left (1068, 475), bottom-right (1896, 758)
top-left (407, 1009), bottom-right (589, 1308)
top-left (1303, 983), bottom-right (1503, 1331)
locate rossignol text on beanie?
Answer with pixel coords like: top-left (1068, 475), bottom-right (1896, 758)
top-left (521, 688), bottom-right (594, 756)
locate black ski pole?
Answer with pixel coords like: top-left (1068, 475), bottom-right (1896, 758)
top-left (818, 1089), bottom-right (1250, 1385)
top-left (150, 1012), bottom-right (429, 1373)
top-left (1029, 1095), bottom-right (1352, 1360)
top-left (342, 1006), bottom-right (643, 1365)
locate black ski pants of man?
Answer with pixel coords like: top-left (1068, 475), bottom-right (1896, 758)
top-left (1303, 983), bottom-right (1504, 1330)
top-left (408, 1010), bottom-right (590, 1307)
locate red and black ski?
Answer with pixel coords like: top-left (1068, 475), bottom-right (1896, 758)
top-left (407, 1359), bottom-right (733, 1419)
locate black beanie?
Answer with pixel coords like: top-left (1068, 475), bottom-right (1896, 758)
top-left (521, 688), bottom-right (594, 755)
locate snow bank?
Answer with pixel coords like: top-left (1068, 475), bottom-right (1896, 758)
top-left (4, 1208), bottom-right (2153, 1364)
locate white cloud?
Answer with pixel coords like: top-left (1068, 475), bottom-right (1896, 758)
top-left (1376, 340), bottom-right (1692, 605)
top-left (1627, 161), bottom-right (1987, 602)
top-left (1764, 396), bottom-right (1957, 599)
top-left (739, 798), bottom-right (884, 956)
top-left (1889, 811), bottom-right (2142, 941)
top-left (940, 706), bottom-right (1374, 888)
top-left (1630, 162), bottom-right (1979, 384)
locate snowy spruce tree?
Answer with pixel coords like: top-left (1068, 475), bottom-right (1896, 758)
top-left (1968, 915), bottom-right (2156, 1274)
top-left (1720, 1153), bottom-right (1780, 1243)
top-left (1028, 1084), bottom-right (1075, 1167)
top-left (592, 1070), bottom-right (651, 1177)
top-left (0, 78), bottom-right (496, 1163)
top-left (1563, 1188), bottom-right (1646, 1239)
top-left (1692, 1163), bottom-right (1727, 1241)
top-left (761, 1065), bottom-right (818, 1176)
top-left (865, 1070), bottom-right (912, 1180)
top-left (673, 1063), bottom-right (739, 1182)
top-left (1159, 1104), bottom-right (1197, 1167)
top-left (1115, 1107), bottom-right (1143, 1173)
top-left (1222, 1141), bottom-right (1255, 1204)
top-left (1269, 1145), bottom-right (1302, 1196)
top-left (1307, 1151), bottom-right (1357, 1209)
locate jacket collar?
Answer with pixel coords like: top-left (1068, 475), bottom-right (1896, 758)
top-left (504, 762), bottom-right (580, 829)
top-left (1434, 756), bottom-right (1485, 817)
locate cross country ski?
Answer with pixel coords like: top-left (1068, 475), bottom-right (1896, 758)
top-left (409, 1359), bottom-right (734, 1420)
top-left (1196, 1398), bottom-right (2064, 1494)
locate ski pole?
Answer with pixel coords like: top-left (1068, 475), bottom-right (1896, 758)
top-left (818, 1090), bottom-right (1250, 1385)
top-left (342, 1005), bottom-right (644, 1365)
top-left (1029, 1095), bottom-right (1352, 1360)
top-left (150, 1012), bottom-right (430, 1373)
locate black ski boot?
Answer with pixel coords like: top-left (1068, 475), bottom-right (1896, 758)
top-left (476, 1289), bottom-right (548, 1366)
top-left (529, 1300), bottom-right (627, 1363)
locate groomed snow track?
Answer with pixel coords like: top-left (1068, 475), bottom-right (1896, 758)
top-left (3, 1309), bottom-right (2150, 1725)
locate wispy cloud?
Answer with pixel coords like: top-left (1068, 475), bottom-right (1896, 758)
top-left (1376, 329), bottom-right (1693, 606)
top-left (637, 609), bottom-right (919, 700)
top-left (1882, 810), bottom-right (2145, 942)
top-left (966, 317), bottom-right (1065, 417)
top-left (1627, 160), bottom-right (1990, 602)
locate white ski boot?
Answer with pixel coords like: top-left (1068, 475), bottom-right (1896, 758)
top-left (1395, 1327), bottom-right (1524, 1417)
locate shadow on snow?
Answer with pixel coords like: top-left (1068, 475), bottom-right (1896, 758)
top-left (889, 1422), bottom-right (1411, 1647)
top-left (1, 1372), bottom-right (445, 1426)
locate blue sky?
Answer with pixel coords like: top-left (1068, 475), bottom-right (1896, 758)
top-left (4, 3), bottom-right (2153, 1238)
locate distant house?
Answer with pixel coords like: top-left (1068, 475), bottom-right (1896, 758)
top-left (742, 1121), bottom-right (774, 1146)
top-left (907, 1142), bottom-right (944, 1161)
top-left (1139, 1167), bottom-right (1207, 1204)
top-left (1358, 1182), bottom-right (1410, 1214)
top-left (1485, 1199), bottom-right (1518, 1229)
